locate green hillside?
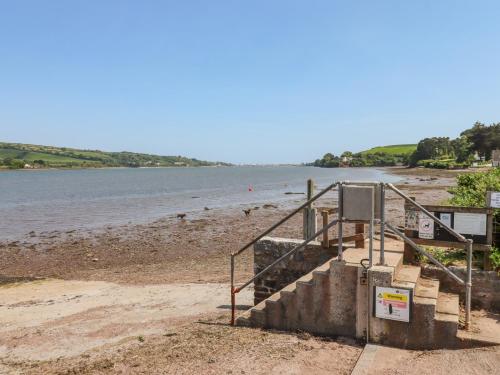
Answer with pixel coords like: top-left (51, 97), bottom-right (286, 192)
top-left (0, 142), bottom-right (229, 169)
top-left (360, 144), bottom-right (417, 155)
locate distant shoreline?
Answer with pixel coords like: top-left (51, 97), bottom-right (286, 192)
top-left (0, 165), bottom-right (232, 172)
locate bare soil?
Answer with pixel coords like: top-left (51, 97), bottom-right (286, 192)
top-left (355, 343), bottom-right (500, 375)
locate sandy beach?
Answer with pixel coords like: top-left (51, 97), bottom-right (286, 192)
top-left (1, 167), bottom-right (497, 374)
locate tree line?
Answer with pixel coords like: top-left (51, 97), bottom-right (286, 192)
top-left (312, 122), bottom-right (499, 169)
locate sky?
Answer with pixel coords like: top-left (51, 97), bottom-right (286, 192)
top-left (1, 1), bottom-right (500, 164)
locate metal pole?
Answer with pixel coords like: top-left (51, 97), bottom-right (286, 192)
top-left (465, 239), bottom-right (473, 330)
top-left (230, 254), bottom-right (235, 325)
top-left (337, 182), bottom-right (343, 261)
top-left (379, 183), bottom-right (385, 265)
top-left (386, 222), bottom-right (465, 285)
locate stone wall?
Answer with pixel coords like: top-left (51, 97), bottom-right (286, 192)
top-left (421, 265), bottom-right (500, 311)
top-left (253, 236), bottom-right (337, 304)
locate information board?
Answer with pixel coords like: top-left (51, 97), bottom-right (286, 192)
top-left (404, 205), bottom-right (491, 245)
top-left (454, 213), bottom-right (487, 236)
top-left (374, 286), bottom-right (412, 322)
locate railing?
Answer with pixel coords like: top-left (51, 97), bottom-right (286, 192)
top-left (230, 182), bottom-right (338, 325)
top-left (230, 181), bottom-right (474, 330)
top-left (385, 183), bottom-right (473, 329)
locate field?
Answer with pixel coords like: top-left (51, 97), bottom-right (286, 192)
top-left (360, 144), bottom-right (417, 155)
top-left (0, 142), bottom-right (227, 168)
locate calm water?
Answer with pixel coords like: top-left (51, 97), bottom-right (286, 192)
top-left (0, 166), bottom-right (401, 240)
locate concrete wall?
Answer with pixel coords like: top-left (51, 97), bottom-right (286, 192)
top-left (422, 265), bottom-right (500, 312)
top-left (253, 237), bottom-right (337, 304)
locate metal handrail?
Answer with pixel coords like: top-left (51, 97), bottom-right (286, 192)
top-left (235, 219), bottom-right (339, 293)
top-left (230, 182), bottom-right (338, 325)
top-left (386, 183), bottom-right (467, 243)
top-left (229, 180), bottom-right (474, 330)
top-left (231, 218), bottom-right (339, 325)
top-left (385, 223), bottom-right (465, 285)
top-left (232, 182), bottom-right (337, 257)
top-left (384, 183), bottom-right (473, 329)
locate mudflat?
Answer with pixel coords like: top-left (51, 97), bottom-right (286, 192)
top-left (1, 168), bottom-right (494, 374)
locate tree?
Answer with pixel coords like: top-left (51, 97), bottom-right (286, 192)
top-left (451, 136), bottom-right (473, 163)
top-left (409, 137), bottom-right (452, 166)
top-left (461, 122), bottom-right (500, 160)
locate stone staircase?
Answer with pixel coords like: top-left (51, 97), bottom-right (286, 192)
top-left (236, 246), bottom-right (461, 349)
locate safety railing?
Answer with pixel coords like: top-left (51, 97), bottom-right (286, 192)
top-left (385, 183), bottom-right (473, 329)
top-left (230, 181), bottom-right (474, 330)
top-left (230, 182), bottom-right (338, 325)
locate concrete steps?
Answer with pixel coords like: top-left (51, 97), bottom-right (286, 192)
top-left (236, 246), bottom-right (461, 349)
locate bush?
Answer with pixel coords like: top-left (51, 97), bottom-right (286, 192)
top-left (490, 246), bottom-right (500, 272)
top-left (448, 169), bottom-right (500, 208)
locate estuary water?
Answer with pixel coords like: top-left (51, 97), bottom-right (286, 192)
top-left (0, 166), bottom-right (401, 240)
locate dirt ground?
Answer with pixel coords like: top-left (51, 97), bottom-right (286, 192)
top-left (0, 167), bottom-right (497, 374)
top-left (353, 343), bottom-right (500, 375)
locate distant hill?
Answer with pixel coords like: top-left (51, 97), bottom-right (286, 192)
top-left (0, 142), bottom-right (230, 169)
top-left (310, 144), bottom-right (417, 168)
top-left (360, 144), bottom-right (417, 156)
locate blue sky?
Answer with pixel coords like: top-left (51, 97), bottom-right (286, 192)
top-left (1, 1), bottom-right (499, 164)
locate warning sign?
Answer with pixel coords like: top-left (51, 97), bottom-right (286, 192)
top-left (418, 212), bottom-right (434, 239)
top-left (374, 286), bottom-right (412, 322)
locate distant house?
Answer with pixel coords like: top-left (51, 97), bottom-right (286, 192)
top-left (493, 149), bottom-right (500, 167)
top-left (339, 156), bottom-right (353, 167)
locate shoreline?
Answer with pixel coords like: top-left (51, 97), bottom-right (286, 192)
top-left (0, 168), bottom-right (471, 373)
top-left (0, 166), bottom-right (454, 286)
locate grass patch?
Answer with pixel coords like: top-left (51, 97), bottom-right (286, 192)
top-left (360, 144), bottom-right (417, 155)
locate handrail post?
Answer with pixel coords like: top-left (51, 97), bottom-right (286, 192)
top-left (337, 182), bottom-right (343, 261)
top-left (465, 239), bottom-right (473, 330)
top-left (230, 254), bottom-right (235, 326)
top-left (379, 183), bottom-right (385, 265)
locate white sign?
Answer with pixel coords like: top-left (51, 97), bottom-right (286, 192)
top-left (374, 286), bottom-right (412, 322)
top-left (488, 191), bottom-right (500, 208)
top-left (440, 213), bottom-right (452, 228)
top-left (454, 213), bottom-right (487, 236)
top-left (405, 208), bottom-right (419, 231)
top-left (418, 212), bottom-right (434, 239)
